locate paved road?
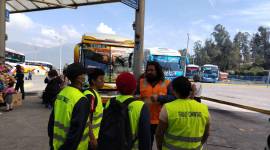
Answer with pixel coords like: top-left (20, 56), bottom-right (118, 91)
top-left (25, 76), bottom-right (270, 110)
top-left (0, 95), bottom-right (269, 150)
top-left (202, 83), bottom-right (270, 111)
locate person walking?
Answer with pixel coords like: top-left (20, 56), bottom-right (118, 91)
top-left (48, 63), bottom-right (90, 150)
top-left (43, 69), bottom-right (63, 109)
top-left (138, 61), bottom-right (170, 147)
top-left (156, 76), bottom-right (210, 150)
top-left (28, 71), bottom-right (32, 80)
top-left (191, 74), bottom-right (202, 103)
top-left (83, 68), bottom-right (105, 150)
top-left (15, 65), bottom-right (25, 100)
top-left (98, 72), bottom-right (151, 150)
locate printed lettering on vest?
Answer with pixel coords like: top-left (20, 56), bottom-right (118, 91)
top-left (178, 112), bottom-right (202, 118)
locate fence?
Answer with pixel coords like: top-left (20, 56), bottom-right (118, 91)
top-left (228, 75), bottom-right (269, 84)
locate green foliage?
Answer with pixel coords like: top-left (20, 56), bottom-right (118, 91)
top-left (193, 24), bottom-right (270, 74)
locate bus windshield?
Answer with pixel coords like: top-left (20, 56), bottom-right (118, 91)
top-left (152, 55), bottom-right (181, 71)
top-left (5, 50), bottom-right (25, 63)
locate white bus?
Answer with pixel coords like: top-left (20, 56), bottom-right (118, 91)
top-left (24, 60), bottom-right (53, 75)
top-left (5, 48), bottom-right (25, 66)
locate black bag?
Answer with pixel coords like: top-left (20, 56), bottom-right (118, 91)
top-left (98, 97), bottom-right (136, 150)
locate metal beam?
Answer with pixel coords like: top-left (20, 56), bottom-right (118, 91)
top-left (70, 0), bottom-right (76, 5)
top-left (31, 0), bottom-right (77, 9)
top-left (6, 1), bottom-right (18, 11)
top-left (15, 0), bottom-right (28, 10)
top-left (55, 0), bottom-right (62, 5)
top-left (10, 0), bottom-right (120, 14)
top-left (0, 0), bottom-right (6, 64)
top-left (30, 1), bottom-right (41, 9)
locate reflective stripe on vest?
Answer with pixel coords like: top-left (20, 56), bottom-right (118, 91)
top-left (165, 133), bottom-right (202, 142)
top-left (53, 86), bottom-right (89, 150)
top-left (139, 78), bottom-right (170, 124)
top-left (163, 141), bottom-right (202, 150)
top-left (163, 99), bottom-right (209, 150)
top-left (83, 89), bottom-right (103, 139)
top-left (105, 95), bottom-right (144, 150)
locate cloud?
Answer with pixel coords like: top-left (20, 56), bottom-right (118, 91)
top-left (201, 24), bottom-right (213, 32)
top-left (209, 15), bottom-right (221, 20)
top-left (7, 13), bottom-right (35, 30)
top-left (62, 25), bottom-right (81, 40)
top-left (96, 22), bottom-right (116, 34)
top-left (191, 19), bottom-right (204, 25)
top-left (190, 34), bottom-right (205, 42)
top-left (208, 0), bottom-right (216, 8)
top-left (224, 2), bottom-right (270, 24)
top-left (6, 14), bottom-right (82, 48)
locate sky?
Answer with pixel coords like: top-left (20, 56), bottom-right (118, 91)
top-left (6, 0), bottom-right (270, 56)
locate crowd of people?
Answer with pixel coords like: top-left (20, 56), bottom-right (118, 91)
top-left (47, 61), bottom-right (210, 150)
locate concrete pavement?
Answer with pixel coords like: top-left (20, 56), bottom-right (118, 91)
top-left (0, 95), bottom-right (269, 150)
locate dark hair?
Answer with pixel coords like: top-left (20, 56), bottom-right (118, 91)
top-left (65, 63), bottom-right (86, 82)
top-left (146, 61), bottom-right (165, 81)
top-left (172, 76), bottom-right (192, 98)
top-left (16, 65), bottom-right (22, 73)
top-left (8, 82), bottom-right (14, 87)
top-left (193, 74), bottom-right (200, 82)
top-left (88, 68), bottom-right (105, 85)
top-left (48, 70), bottom-right (58, 78)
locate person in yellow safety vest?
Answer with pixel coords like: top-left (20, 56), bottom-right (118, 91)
top-left (83, 68), bottom-right (105, 150)
top-left (137, 61), bottom-right (170, 147)
top-left (102, 72), bottom-right (151, 150)
top-left (156, 76), bottom-right (210, 150)
top-left (48, 63), bottom-right (91, 150)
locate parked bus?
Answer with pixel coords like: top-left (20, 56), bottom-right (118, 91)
top-left (5, 48), bottom-right (25, 66)
top-left (201, 64), bottom-right (219, 83)
top-left (74, 34), bottom-right (134, 82)
top-left (186, 64), bottom-right (200, 79)
top-left (143, 48), bottom-right (184, 80)
top-left (24, 60), bottom-right (53, 75)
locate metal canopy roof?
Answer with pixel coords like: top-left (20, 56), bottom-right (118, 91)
top-left (6, 0), bottom-right (120, 14)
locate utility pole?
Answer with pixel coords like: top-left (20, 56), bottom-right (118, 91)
top-left (183, 33), bottom-right (189, 77)
top-left (267, 70), bottom-right (270, 88)
top-left (133, 0), bottom-right (145, 79)
top-left (0, 0), bottom-right (6, 64)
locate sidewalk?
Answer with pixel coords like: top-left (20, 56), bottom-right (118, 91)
top-left (0, 94), bottom-right (50, 150)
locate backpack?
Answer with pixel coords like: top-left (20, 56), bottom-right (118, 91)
top-left (98, 97), bottom-right (137, 150)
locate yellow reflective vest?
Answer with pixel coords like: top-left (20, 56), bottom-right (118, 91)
top-left (83, 89), bottom-right (103, 140)
top-left (53, 86), bottom-right (89, 150)
top-left (105, 95), bottom-right (144, 150)
top-left (163, 99), bottom-right (209, 150)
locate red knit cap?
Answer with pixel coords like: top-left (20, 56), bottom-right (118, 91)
top-left (116, 72), bottom-right (137, 95)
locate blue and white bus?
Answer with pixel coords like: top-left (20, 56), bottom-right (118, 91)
top-left (144, 48), bottom-right (184, 80)
top-left (201, 64), bottom-right (219, 83)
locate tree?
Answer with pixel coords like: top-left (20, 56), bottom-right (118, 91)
top-left (193, 40), bottom-right (210, 66)
top-left (212, 24), bottom-right (234, 71)
top-left (250, 26), bottom-right (270, 69)
top-left (204, 39), bottom-right (220, 65)
top-left (233, 32), bottom-right (250, 64)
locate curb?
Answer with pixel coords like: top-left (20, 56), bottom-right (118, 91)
top-left (201, 96), bottom-right (270, 115)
